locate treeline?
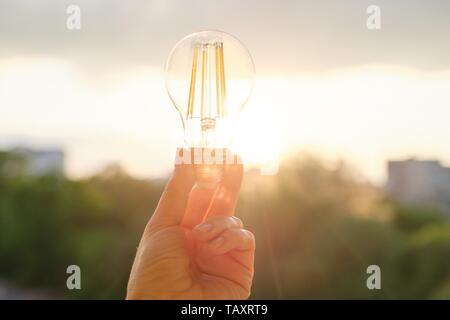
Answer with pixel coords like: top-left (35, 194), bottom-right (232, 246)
top-left (1, 151), bottom-right (450, 299)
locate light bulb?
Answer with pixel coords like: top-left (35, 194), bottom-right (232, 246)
top-left (165, 30), bottom-right (255, 184)
top-left (165, 30), bottom-right (255, 150)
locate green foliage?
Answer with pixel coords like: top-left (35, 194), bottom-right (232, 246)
top-left (0, 152), bottom-right (449, 299)
top-left (0, 161), bottom-right (162, 299)
top-left (239, 156), bottom-right (450, 299)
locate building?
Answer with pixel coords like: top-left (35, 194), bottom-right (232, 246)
top-left (386, 159), bottom-right (450, 215)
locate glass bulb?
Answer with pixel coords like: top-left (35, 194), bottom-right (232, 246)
top-left (165, 30), bottom-right (255, 150)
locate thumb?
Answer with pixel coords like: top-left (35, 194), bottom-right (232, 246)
top-left (146, 149), bottom-right (195, 233)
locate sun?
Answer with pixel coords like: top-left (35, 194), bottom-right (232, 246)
top-left (233, 100), bottom-right (281, 172)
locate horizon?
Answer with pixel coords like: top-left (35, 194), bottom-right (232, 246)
top-left (1, 1), bottom-right (450, 185)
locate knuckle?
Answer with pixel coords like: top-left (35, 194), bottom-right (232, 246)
top-left (242, 229), bottom-right (255, 241)
top-left (204, 215), bottom-right (225, 227)
top-left (208, 215), bottom-right (242, 228)
top-left (230, 215), bottom-right (243, 227)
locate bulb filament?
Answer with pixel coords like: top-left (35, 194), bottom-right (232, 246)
top-left (187, 41), bottom-right (227, 127)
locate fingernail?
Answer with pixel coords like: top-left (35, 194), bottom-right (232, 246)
top-left (195, 223), bottom-right (213, 233)
top-left (210, 236), bottom-right (225, 249)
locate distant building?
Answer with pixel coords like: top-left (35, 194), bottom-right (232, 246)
top-left (386, 159), bottom-right (450, 214)
top-left (12, 147), bottom-right (64, 176)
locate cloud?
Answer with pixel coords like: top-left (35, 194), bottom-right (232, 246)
top-left (1, 0), bottom-right (450, 75)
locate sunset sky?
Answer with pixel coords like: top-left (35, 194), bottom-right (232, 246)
top-left (1, 0), bottom-right (450, 184)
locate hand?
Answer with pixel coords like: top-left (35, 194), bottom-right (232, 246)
top-left (126, 149), bottom-right (255, 300)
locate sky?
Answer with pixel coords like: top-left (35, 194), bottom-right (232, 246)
top-left (1, 0), bottom-right (450, 184)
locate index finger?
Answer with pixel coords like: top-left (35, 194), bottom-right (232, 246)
top-left (206, 153), bottom-right (243, 217)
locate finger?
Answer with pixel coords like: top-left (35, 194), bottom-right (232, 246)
top-left (181, 184), bottom-right (217, 229)
top-left (192, 216), bottom-right (243, 242)
top-left (222, 152), bottom-right (244, 192)
top-left (207, 152), bottom-right (243, 217)
top-left (207, 228), bottom-right (255, 255)
top-left (146, 148), bottom-right (195, 233)
top-left (182, 150), bottom-right (243, 228)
